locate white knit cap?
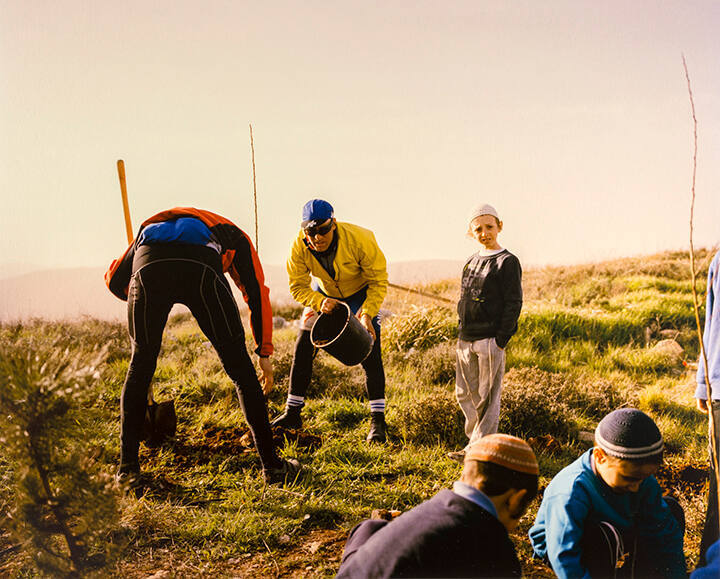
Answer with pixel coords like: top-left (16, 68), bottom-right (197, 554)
top-left (469, 203), bottom-right (500, 226)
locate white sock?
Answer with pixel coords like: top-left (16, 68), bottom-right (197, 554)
top-left (369, 399), bottom-right (386, 413)
top-left (287, 394), bottom-right (305, 408)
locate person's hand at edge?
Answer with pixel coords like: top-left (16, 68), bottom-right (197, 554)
top-left (259, 356), bottom-right (274, 395)
top-left (321, 298), bottom-right (340, 314)
top-left (360, 313), bottom-right (376, 340)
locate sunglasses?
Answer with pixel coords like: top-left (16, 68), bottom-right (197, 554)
top-left (304, 221), bottom-right (334, 237)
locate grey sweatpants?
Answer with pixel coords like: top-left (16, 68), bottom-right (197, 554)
top-left (455, 337), bottom-right (506, 447)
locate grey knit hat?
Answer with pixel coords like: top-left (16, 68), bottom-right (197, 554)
top-left (595, 408), bottom-right (664, 461)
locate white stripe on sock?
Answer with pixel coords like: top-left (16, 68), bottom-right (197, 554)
top-left (369, 399), bottom-right (386, 413)
top-left (287, 395), bottom-right (305, 407)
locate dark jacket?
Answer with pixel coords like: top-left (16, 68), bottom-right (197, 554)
top-left (457, 249), bottom-right (522, 348)
top-left (104, 207), bottom-right (273, 356)
top-left (336, 490), bottom-right (522, 578)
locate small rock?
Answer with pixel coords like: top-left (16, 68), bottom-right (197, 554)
top-left (308, 541), bottom-right (322, 554)
top-left (578, 430), bottom-right (595, 443)
top-left (652, 339), bottom-right (684, 360)
top-left (279, 534), bottom-right (291, 544)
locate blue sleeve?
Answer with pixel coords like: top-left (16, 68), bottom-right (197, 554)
top-left (697, 255), bottom-right (719, 397)
top-left (695, 257), bottom-right (717, 400)
top-left (543, 491), bottom-right (593, 579)
top-left (637, 483), bottom-right (686, 577)
top-left (691, 540), bottom-right (720, 579)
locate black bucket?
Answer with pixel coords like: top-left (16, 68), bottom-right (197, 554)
top-left (310, 301), bottom-right (374, 366)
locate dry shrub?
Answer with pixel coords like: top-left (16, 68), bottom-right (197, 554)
top-left (394, 390), bottom-right (466, 447)
top-left (510, 367), bottom-right (627, 418)
top-left (499, 367), bottom-right (629, 440)
top-left (392, 341), bottom-right (456, 386)
top-left (500, 385), bottom-right (574, 440)
top-left (383, 306), bottom-right (457, 352)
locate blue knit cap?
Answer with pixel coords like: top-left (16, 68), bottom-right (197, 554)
top-left (595, 408), bottom-right (663, 461)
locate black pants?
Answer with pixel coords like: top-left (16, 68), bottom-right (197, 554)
top-left (288, 298), bottom-right (385, 402)
top-left (580, 496), bottom-right (685, 578)
top-left (120, 243), bottom-right (280, 471)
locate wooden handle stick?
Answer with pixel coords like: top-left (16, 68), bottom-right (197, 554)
top-left (249, 125), bottom-right (259, 252)
top-left (117, 159), bottom-right (133, 244)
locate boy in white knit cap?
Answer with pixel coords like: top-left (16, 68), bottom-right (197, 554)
top-left (448, 204), bottom-right (522, 462)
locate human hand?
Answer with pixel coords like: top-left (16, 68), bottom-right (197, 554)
top-left (321, 298), bottom-right (340, 314)
top-left (258, 357), bottom-right (274, 395)
top-left (360, 313), bottom-right (376, 340)
top-left (697, 398), bottom-right (709, 414)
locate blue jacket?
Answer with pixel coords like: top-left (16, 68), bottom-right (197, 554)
top-left (692, 539), bottom-right (720, 578)
top-left (697, 250), bottom-right (720, 400)
top-left (529, 450), bottom-right (685, 579)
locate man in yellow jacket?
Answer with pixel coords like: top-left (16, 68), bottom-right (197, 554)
top-left (272, 199), bottom-right (389, 442)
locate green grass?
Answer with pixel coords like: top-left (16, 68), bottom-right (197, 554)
top-left (0, 248), bottom-right (714, 576)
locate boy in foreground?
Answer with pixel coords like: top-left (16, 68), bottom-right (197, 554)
top-left (529, 408), bottom-right (685, 578)
top-left (448, 203), bottom-right (522, 462)
top-left (336, 434), bottom-right (539, 578)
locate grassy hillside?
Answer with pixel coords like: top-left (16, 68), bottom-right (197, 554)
top-left (0, 249), bottom-right (715, 577)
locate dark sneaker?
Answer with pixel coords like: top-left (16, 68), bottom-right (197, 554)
top-left (264, 458), bottom-right (302, 485)
top-left (366, 412), bottom-right (387, 443)
top-left (447, 450), bottom-right (466, 464)
top-left (271, 406), bottom-right (303, 430)
top-left (115, 463), bottom-right (141, 488)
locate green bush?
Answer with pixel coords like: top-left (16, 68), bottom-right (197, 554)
top-left (0, 330), bottom-right (121, 575)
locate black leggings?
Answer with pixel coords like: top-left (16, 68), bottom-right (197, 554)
top-left (120, 243), bottom-right (280, 470)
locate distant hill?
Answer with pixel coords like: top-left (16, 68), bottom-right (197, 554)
top-left (0, 260), bottom-right (463, 322)
top-left (0, 262), bottom-right (44, 280)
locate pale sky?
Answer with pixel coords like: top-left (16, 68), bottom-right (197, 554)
top-left (2, 0), bottom-right (719, 273)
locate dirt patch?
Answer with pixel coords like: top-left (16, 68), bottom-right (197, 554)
top-left (656, 462), bottom-right (709, 497)
top-left (141, 425), bottom-right (322, 471)
top-left (111, 529), bottom-right (348, 578)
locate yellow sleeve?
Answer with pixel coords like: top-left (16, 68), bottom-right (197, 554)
top-left (286, 234), bottom-right (325, 312)
top-left (357, 231), bottom-right (388, 318)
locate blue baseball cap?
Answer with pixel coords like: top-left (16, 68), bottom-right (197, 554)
top-left (301, 199), bottom-right (334, 228)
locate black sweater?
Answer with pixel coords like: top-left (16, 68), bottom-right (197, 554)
top-left (457, 249), bottom-right (522, 348)
top-left (336, 490), bottom-right (522, 578)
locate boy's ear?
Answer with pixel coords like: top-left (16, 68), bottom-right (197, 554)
top-left (507, 488), bottom-right (527, 514)
top-left (497, 220), bottom-right (503, 232)
top-left (593, 446), bottom-right (608, 464)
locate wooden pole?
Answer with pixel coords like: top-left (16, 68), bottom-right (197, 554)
top-left (117, 160), bottom-right (133, 244)
top-left (683, 54), bottom-right (720, 539)
top-left (388, 282), bottom-right (454, 305)
top-left (115, 159), bottom-right (154, 404)
top-left (250, 124), bottom-right (259, 252)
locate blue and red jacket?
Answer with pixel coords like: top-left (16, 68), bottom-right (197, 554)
top-left (104, 207), bottom-right (273, 357)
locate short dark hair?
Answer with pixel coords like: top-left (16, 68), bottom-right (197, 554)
top-left (463, 459), bottom-right (539, 502)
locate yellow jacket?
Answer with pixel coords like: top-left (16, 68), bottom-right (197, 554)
top-left (287, 222), bottom-right (388, 318)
